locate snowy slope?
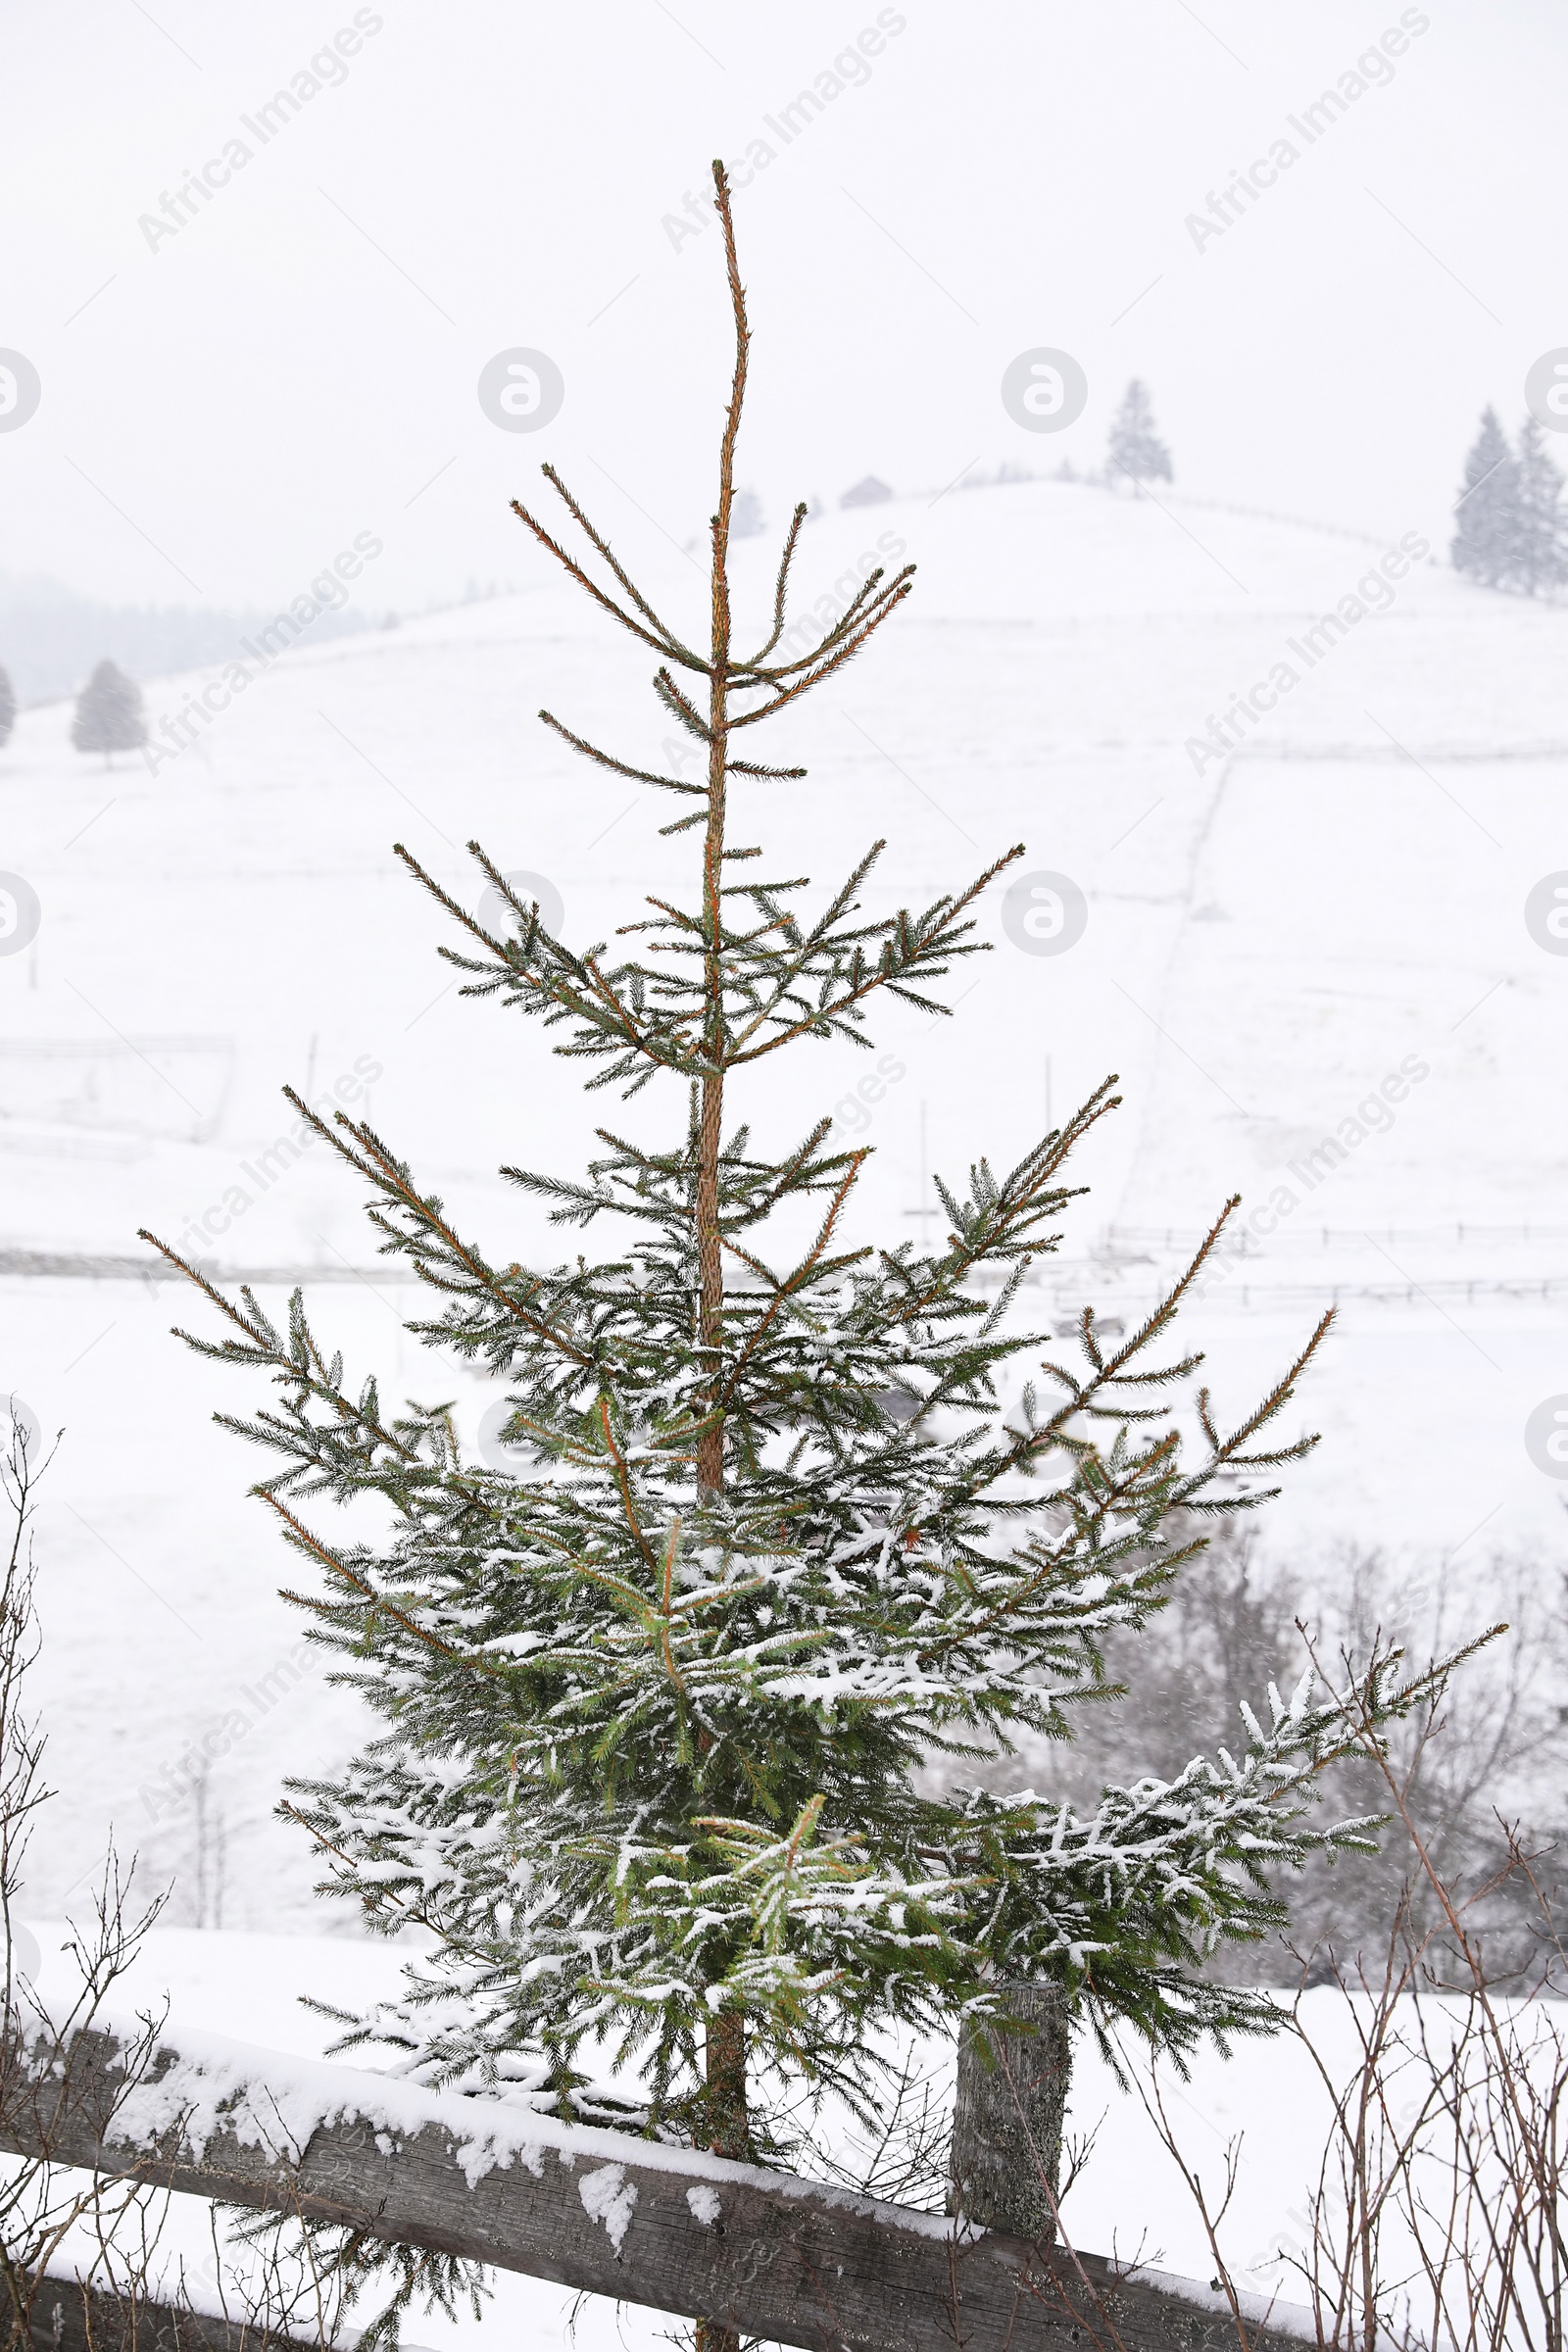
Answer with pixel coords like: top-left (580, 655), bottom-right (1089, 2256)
top-left (3, 476), bottom-right (1567, 1936)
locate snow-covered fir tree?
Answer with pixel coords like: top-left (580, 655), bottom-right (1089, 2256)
top-left (0, 663), bottom-right (15, 750)
top-left (1451, 408), bottom-right (1519, 587)
top-left (1106, 379), bottom-right (1172, 488)
top-left (149, 166), bottom-right (1446, 2216)
top-left (71, 660), bottom-right (146, 764)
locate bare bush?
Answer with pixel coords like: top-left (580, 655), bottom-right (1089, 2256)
top-left (1271, 1639), bottom-right (1566, 2352)
top-left (953, 1521), bottom-right (1567, 1988)
top-left (0, 1414), bottom-right (354, 2351)
top-left (0, 1415), bottom-right (174, 2349)
top-left (977, 1679), bottom-right (1565, 2352)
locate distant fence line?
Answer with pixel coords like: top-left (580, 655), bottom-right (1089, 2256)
top-left (1094, 1220), bottom-right (1568, 1252)
top-left (2, 1249), bottom-right (1565, 1322)
top-left (1031, 1275), bottom-right (1568, 1320)
top-left (0, 1249), bottom-right (387, 1285)
top-left (1235, 739), bottom-right (1568, 764)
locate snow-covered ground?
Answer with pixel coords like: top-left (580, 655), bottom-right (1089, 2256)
top-left (3, 477), bottom-right (1566, 2340)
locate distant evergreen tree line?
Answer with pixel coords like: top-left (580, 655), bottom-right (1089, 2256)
top-left (0, 575), bottom-right (369, 706)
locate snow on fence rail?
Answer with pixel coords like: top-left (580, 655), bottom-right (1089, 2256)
top-left (2, 2018), bottom-right (1314, 2352)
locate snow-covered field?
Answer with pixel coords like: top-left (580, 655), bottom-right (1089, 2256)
top-left (3, 476), bottom-right (1566, 2340)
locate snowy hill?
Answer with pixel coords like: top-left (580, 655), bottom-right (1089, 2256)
top-left (3, 474), bottom-right (1566, 1928)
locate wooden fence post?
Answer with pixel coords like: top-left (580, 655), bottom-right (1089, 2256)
top-left (950, 1984), bottom-right (1071, 2242)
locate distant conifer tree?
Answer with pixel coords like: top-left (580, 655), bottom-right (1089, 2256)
top-left (1451, 408), bottom-right (1519, 588)
top-left (0, 664), bottom-right (15, 750)
top-left (147, 169), bottom-right (1451, 2308)
top-left (1106, 379), bottom-right (1173, 489)
top-left (71, 660), bottom-right (146, 765)
top-left (1510, 415), bottom-right (1568, 595)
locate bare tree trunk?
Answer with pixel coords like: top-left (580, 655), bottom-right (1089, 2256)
top-left (950, 1984), bottom-right (1071, 2244)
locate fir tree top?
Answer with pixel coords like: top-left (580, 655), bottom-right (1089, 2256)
top-left (144, 165), bottom-right (1456, 2173)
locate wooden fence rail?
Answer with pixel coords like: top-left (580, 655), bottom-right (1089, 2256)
top-left (3, 2023), bottom-right (1311, 2352)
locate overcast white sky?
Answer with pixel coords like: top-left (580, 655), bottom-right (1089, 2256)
top-left (2, 0), bottom-right (1561, 612)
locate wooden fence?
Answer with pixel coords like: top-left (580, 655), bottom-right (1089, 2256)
top-left (4, 2022), bottom-right (1311, 2352)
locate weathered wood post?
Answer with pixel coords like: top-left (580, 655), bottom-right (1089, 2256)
top-left (950, 1984), bottom-right (1071, 2242)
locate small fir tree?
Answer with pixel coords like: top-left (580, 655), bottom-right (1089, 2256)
top-left (146, 166), bottom-right (1446, 2220)
top-left (0, 663), bottom-right (15, 750)
top-left (1510, 414), bottom-right (1567, 596)
top-left (1106, 379), bottom-right (1172, 489)
top-left (71, 660), bottom-right (146, 765)
top-left (1451, 407), bottom-right (1519, 588)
